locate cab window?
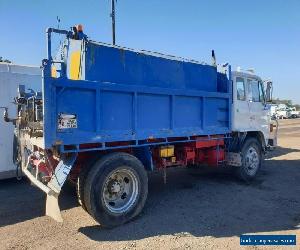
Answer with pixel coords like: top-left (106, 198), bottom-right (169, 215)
top-left (248, 79), bottom-right (260, 102)
top-left (259, 82), bottom-right (265, 102)
top-left (236, 77), bottom-right (246, 101)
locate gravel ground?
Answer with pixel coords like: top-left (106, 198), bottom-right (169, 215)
top-left (0, 119), bottom-right (300, 250)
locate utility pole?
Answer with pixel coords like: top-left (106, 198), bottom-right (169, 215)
top-left (110, 0), bottom-right (116, 45)
top-left (56, 16), bottom-right (61, 29)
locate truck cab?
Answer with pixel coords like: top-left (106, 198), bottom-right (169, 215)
top-left (232, 70), bottom-right (277, 148)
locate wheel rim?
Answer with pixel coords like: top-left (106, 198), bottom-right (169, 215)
top-left (244, 146), bottom-right (260, 176)
top-left (102, 168), bottom-right (139, 214)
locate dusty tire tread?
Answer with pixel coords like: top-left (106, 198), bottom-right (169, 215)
top-left (83, 152), bottom-right (148, 228)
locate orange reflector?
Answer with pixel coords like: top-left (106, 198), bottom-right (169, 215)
top-left (51, 66), bottom-right (57, 78)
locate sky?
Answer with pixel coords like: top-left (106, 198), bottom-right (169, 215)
top-left (0, 0), bottom-right (300, 104)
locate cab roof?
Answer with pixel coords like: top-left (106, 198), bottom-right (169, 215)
top-left (232, 70), bottom-right (262, 82)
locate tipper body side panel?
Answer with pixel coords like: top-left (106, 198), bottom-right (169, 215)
top-left (43, 39), bottom-right (231, 149)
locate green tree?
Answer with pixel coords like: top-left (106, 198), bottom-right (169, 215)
top-left (272, 98), bottom-right (300, 109)
top-left (0, 56), bottom-right (12, 63)
top-left (272, 98), bottom-right (293, 107)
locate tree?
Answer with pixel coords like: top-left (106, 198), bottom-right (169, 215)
top-left (294, 104), bottom-right (300, 110)
top-left (0, 56), bottom-right (12, 63)
top-left (272, 98), bottom-right (300, 109)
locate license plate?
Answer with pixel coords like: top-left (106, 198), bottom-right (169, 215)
top-left (58, 114), bottom-right (77, 129)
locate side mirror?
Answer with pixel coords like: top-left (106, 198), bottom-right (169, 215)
top-left (265, 81), bottom-right (273, 102)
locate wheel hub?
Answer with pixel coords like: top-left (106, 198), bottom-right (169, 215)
top-left (245, 146), bottom-right (259, 175)
top-left (102, 168), bottom-right (139, 214)
top-left (109, 181), bottom-right (121, 194)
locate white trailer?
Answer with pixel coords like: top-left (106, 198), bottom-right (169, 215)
top-left (0, 63), bottom-right (41, 179)
top-left (268, 104), bottom-right (277, 118)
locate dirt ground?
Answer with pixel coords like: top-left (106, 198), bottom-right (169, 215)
top-left (0, 119), bottom-right (300, 250)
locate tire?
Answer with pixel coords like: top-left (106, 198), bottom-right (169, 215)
top-left (83, 152), bottom-right (148, 228)
top-left (235, 137), bottom-right (262, 182)
top-left (76, 164), bottom-right (91, 211)
top-left (76, 155), bottom-right (100, 211)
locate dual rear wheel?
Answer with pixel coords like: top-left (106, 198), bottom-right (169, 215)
top-left (77, 152), bottom-right (148, 228)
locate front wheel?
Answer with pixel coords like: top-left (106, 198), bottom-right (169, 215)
top-left (84, 152), bottom-right (148, 228)
top-left (235, 138), bottom-right (262, 182)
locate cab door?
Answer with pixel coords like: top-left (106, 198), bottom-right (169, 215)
top-left (247, 78), bottom-right (269, 135)
top-left (232, 76), bottom-right (252, 131)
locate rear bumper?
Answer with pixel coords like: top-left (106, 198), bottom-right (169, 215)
top-left (23, 164), bottom-right (63, 222)
top-left (23, 152), bottom-right (77, 222)
top-left (23, 167), bottom-right (53, 194)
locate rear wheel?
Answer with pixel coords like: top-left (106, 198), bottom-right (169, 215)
top-left (84, 152), bottom-right (148, 228)
top-left (76, 164), bottom-right (90, 211)
top-left (76, 155), bottom-right (99, 211)
top-left (235, 137), bottom-right (262, 182)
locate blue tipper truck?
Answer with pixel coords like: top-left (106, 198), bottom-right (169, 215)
top-left (6, 28), bottom-right (276, 227)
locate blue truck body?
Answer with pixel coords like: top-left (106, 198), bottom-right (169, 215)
top-left (43, 29), bottom-right (232, 152)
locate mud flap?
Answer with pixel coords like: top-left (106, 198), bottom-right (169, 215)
top-left (46, 192), bottom-right (63, 222)
top-left (225, 152), bottom-right (242, 167)
top-left (45, 153), bottom-right (77, 221)
top-left (47, 153), bottom-right (78, 193)
top-left (23, 152), bottom-right (77, 222)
